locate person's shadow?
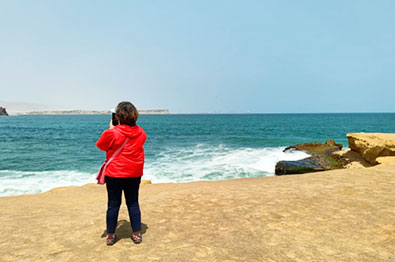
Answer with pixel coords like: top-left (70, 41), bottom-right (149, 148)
top-left (101, 220), bottom-right (148, 240)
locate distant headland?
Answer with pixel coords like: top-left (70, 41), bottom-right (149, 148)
top-left (12, 109), bottom-right (170, 115)
top-left (0, 107), bottom-right (8, 116)
top-left (0, 101), bottom-right (170, 115)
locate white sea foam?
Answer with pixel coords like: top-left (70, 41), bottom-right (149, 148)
top-left (0, 146), bottom-right (309, 196)
top-left (0, 170), bottom-right (96, 197)
top-left (143, 145), bottom-right (309, 183)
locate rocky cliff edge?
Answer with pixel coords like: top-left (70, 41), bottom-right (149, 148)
top-left (347, 133), bottom-right (395, 164)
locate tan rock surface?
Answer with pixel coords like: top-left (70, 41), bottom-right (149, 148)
top-left (347, 133), bottom-right (395, 164)
top-left (1, 166), bottom-right (395, 261)
top-left (141, 179), bottom-right (152, 185)
top-left (332, 148), bottom-right (373, 169)
top-left (376, 156), bottom-right (395, 165)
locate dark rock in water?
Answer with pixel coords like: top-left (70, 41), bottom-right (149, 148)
top-left (275, 156), bottom-right (326, 175)
top-left (0, 107), bottom-right (8, 116)
top-left (276, 140), bottom-right (346, 175)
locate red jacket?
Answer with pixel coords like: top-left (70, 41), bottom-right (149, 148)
top-left (96, 125), bottom-right (146, 178)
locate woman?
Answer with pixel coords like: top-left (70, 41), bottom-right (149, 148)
top-left (96, 101), bottom-right (146, 245)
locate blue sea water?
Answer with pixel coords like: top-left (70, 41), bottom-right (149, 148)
top-left (1, 113), bottom-right (395, 196)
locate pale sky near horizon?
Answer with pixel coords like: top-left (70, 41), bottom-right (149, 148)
top-left (1, 1), bottom-right (394, 113)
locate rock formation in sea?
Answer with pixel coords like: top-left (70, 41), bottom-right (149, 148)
top-left (347, 133), bottom-right (395, 164)
top-left (0, 106), bottom-right (8, 116)
top-left (276, 133), bottom-right (395, 175)
top-left (275, 140), bottom-right (345, 175)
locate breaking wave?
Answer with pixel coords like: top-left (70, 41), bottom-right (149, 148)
top-left (0, 145), bottom-right (309, 196)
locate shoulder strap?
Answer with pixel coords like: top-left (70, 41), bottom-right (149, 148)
top-left (105, 137), bottom-right (130, 166)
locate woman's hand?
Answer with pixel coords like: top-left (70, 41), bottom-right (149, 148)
top-left (109, 120), bottom-right (115, 129)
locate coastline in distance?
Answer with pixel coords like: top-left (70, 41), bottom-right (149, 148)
top-left (10, 109), bottom-right (170, 115)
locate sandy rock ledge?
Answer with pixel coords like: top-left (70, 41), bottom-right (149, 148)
top-left (347, 133), bottom-right (395, 164)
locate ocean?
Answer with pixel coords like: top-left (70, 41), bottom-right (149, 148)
top-left (1, 113), bottom-right (394, 196)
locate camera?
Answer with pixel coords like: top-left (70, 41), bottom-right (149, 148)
top-left (111, 108), bottom-right (118, 126)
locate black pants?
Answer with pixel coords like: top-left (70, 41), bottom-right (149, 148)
top-left (105, 176), bottom-right (142, 234)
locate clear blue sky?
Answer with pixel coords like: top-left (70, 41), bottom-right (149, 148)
top-left (0, 0), bottom-right (394, 113)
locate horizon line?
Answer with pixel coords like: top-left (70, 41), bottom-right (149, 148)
top-left (6, 111), bottom-right (395, 116)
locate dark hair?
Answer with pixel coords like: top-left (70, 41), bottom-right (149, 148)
top-left (116, 101), bottom-right (139, 126)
